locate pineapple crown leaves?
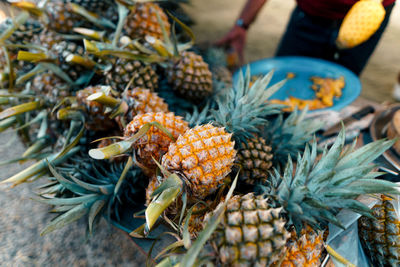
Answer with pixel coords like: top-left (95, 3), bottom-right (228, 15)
top-left (263, 107), bottom-right (324, 166)
top-left (37, 157), bottom-right (146, 235)
top-left (208, 67), bottom-right (285, 142)
top-left (264, 129), bottom-right (399, 232)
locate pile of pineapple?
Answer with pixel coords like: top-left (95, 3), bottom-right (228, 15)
top-left (1, 1), bottom-right (400, 266)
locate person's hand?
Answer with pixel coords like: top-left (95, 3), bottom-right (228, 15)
top-left (216, 25), bottom-right (247, 64)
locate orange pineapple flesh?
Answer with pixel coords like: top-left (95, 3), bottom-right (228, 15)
top-left (161, 124), bottom-right (236, 199)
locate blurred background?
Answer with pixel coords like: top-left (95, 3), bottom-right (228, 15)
top-left (0, 0), bottom-right (399, 266)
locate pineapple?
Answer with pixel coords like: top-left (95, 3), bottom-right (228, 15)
top-left (204, 193), bottom-right (290, 267)
top-left (144, 72), bottom-right (284, 230)
top-left (51, 40), bottom-right (89, 81)
top-left (167, 51), bottom-right (213, 102)
top-left (38, 155), bottom-right (147, 235)
top-left (32, 29), bottom-right (63, 50)
top-left (31, 71), bottom-right (70, 105)
top-left (161, 124), bottom-right (236, 199)
top-left (105, 59), bottom-right (159, 92)
top-left (122, 88), bottom-right (169, 122)
top-left (199, 131), bottom-right (399, 266)
top-left (122, 112), bottom-right (189, 171)
top-left (281, 226), bottom-right (324, 267)
top-left (337, 0), bottom-right (386, 49)
top-left (236, 136), bottom-right (273, 184)
top-left (124, 2), bottom-right (170, 41)
top-left (44, 1), bottom-right (82, 33)
top-left (358, 195), bottom-right (400, 266)
top-left (75, 85), bottom-right (118, 131)
top-left (237, 108), bottom-right (323, 185)
top-left (202, 46), bottom-right (232, 86)
top-left (64, 0), bottom-right (111, 13)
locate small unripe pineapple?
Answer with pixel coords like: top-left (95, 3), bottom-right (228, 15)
top-left (337, 0), bottom-right (385, 49)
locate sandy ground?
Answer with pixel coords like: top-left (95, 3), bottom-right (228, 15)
top-left (1, 1), bottom-right (400, 266)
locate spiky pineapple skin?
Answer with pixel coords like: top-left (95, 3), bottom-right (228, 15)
top-left (123, 88), bottom-right (169, 122)
top-left (205, 193), bottom-right (289, 267)
top-left (337, 0), bottom-right (386, 49)
top-left (281, 226), bottom-right (324, 267)
top-left (124, 112), bottom-right (189, 169)
top-left (236, 136), bottom-right (273, 184)
top-left (359, 195), bottom-right (400, 267)
top-left (51, 41), bottom-right (88, 81)
top-left (32, 72), bottom-right (70, 105)
top-left (105, 59), bottom-right (159, 92)
top-left (76, 86), bottom-right (117, 131)
top-left (162, 124), bottom-right (236, 199)
top-left (64, 0), bottom-right (110, 13)
top-left (45, 2), bottom-right (81, 33)
top-left (124, 3), bottom-right (170, 41)
top-left (167, 51), bottom-right (213, 102)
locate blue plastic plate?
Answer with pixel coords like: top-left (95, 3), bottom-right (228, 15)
top-left (233, 56), bottom-right (361, 111)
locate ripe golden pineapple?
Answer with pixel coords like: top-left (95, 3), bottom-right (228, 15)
top-left (358, 195), bottom-right (400, 267)
top-left (105, 59), bottom-right (159, 92)
top-left (124, 112), bottom-right (189, 170)
top-left (204, 193), bottom-right (290, 267)
top-left (236, 136), bottom-right (273, 184)
top-left (281, 226), bottom-right (324, 267)
top-left (76, 86), bottom-right (117, 131)
top-left (122, 88), bottom-right (168, 122)
top-left (124, 3), bottom-right (170, 41)
top-left (161, 124), bottom-right (236, 199)
top-left (337, 0), bottom-right (385, 49)
top-left (167, 51), bottom-right (213, 102)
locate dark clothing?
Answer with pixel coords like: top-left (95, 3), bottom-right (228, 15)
top-left (296, 0), bottom-right (396, 19)
top-left (275, 3), bottom-right (395, 75)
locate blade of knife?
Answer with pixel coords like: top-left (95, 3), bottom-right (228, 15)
top-left (322, 105), bottom-right (375, 136)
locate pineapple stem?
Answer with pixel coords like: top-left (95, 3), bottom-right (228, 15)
top-left (89, 122), bottom-right (176, 160)
top-left (87, 92), bottom-right (120, 108)
top-left (73, 28), bottom-right (107, 42)
top-left (65, 54), bottom-right (96, 69)
top-left (89, 141), bottom-right (133, 160)
top-left (17, 51), bottom-right (48, 62)
top-left (56, 108), bottom-right (83, 121)
top-left (0, 101), bottom-right (42, 120)
top-left (145, 174), bottom-right (183, 232)
top-left (11, 2), bottom-right (43, 17)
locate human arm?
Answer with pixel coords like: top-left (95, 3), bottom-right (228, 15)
top-left (216, 0), bottom-right (268, 63)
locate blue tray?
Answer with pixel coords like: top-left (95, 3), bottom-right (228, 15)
top-left (233, 56), bottom-right (361, 111)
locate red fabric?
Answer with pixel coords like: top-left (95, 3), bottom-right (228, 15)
top-left (296, 0), bottom-right (396, 19)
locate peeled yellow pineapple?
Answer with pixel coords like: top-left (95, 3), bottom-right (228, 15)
top-left (337, 0), bottom-right (386, 49)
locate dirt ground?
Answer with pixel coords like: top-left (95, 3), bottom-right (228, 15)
top-left (0, 1), bottom-right (399, 266)
top-left (184, 0), bottom-right (400, 103)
